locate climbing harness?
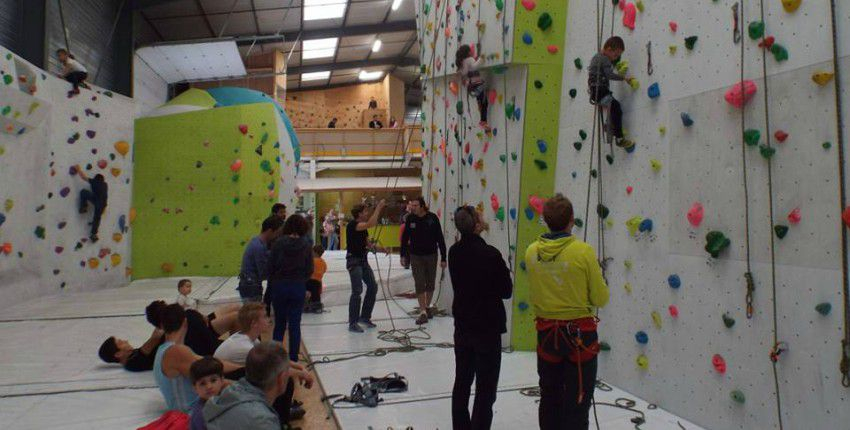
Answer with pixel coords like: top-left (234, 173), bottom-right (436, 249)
top-left (323, 381), bottom-right (384, 408)
top-left (646, 41), bottom-right (653, 76)
top-left (732, 3), bottom-right (742, 44)
top-left (359, 373), bottom-right (409, 393)
top-left (769, 342), bottom-right (788, 363)
top-left (536, 317), bottom-right (601, 405)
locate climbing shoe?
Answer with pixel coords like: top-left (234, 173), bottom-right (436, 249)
top-left (415, 313), bottom-right (428, 325)
top-left (426, 307), bottom-right (436, 319)
top-left (616, 138), bottom-right (635, 150)
top-left (348, 323), bottom-right (364, 333)
top-left (358, 318), bottom-right (377, 328)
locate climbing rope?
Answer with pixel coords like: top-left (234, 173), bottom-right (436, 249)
top-left (828, 0), bottom-right (850, 388)
top-left (755, 0), bottom-right (784, 427)
top-left (737, 1), bottom-right (755, 320)
top-left (497, 0), bottom-right (516, 271)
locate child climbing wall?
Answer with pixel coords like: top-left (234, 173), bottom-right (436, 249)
top-left (0, 45), bottom-right (135, 307)
top-left (555, 1), bottom-right (849, 429)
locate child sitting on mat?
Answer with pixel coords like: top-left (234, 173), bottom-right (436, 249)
top-left (176, 279), bottom-right (199, 310)
top-left (189, 357), bottom-right (225, 430)
top-left (456, 44), bottom-right (490, 130)
top-left (305, 245), bottom-right (327, 313)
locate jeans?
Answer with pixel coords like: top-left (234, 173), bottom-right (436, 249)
top-left (537, 329), bottom-right (599, 430)
top-left (238, 278), bottom-right (263, 303)
top-left (269, 279), bottom-right (305, 361)
top-left (272, 378), bottom-right (295, 427)
top-left (65, 71), bottom-right (87, 91)
top-left (470, 82), bottom-right (488, 123)
top-left (590, 88), bottom-right (623, 139)
top-left (452, 330), bottom-right (501, 430)
top-left (79, 189), bottom-right (105, 237)
top-left (347, 256), bottom-right (378, 325)
top-left (327, 232), bottom-right (338, 250)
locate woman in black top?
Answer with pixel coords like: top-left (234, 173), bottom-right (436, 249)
top-left (266, 214), bottom-right (313, 361)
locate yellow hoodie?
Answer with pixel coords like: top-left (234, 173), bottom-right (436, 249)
top-left (525, 232), bottom-right (609, 320)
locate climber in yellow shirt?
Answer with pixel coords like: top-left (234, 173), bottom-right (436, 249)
top-left (524, 193), bottom-right (609, 430)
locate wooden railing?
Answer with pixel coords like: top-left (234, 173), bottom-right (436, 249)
top-left (297, 125), bottom-right (422, 158)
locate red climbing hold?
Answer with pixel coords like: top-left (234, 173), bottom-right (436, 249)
top-left (787, 207), bottom-right (801, 224)
top-left (547, 45), bottom-right (559, 54)
top-left (488, 89), bottom-right (497, 105)
top-left (759, 36), bottom-right (775, 49)
top-left (724, 80), bottom-right (757, 108)
top-left (529, 195), bottom-right (546, 214)
top-left (622, 2), bottom-right (637, 30)
top-left (97, 159), bottom-right (107, 169)
top-left (687, 202), bottom-right (704, 227)
top-left (712, 354), bottom-right (727, 374)
top-left (669, 21), bottom-right (678, 32)
top-left (521, 0), bottom-right (536, 11)
top-left (774, 130), bottom-right (789, 143)
top-left (230, 159), bottom-right (243, 172)
top-left (491, 193), bottom-right (500, 212)
top-left (1, 242), bottom-right (12, 255)
top-left (668, 305), bottom-right (679, 317)
top-left (842, 207), bottom-right (850, 228)
top-left (238, 124), bottom-right (248, 134)
top-left (626, 186), bottom-right (633, 195)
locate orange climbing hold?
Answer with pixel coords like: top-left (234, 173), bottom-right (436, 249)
top-left (842, 207), bottom-right (850, 228)
top-left (114, 140), bottom-right (130, 156)
top-left (1, 242), bottom-right (11, 255)
top-left (88, 258), bottom-right (100, 269)
top-left (161, 262), bottom-right (175, 273)
top-left (449, 81), bottom-right (459, 96)
top-left (129, 208), bottom-right (137, 223)
top-left (110, 168), bottom-right (121, 177)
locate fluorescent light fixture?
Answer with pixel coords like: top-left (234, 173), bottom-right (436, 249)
top-left (359, 70), bottom-right (384, 81)
top-left (304, 0), bottom-right (347, 21)
top-left (391, 0), bottom-right (403, 11)
top-left (372, 39), bottom-right (382, 52)
top-left (302, 71), bottom-right (330, 81)
top-left (302, 37), bottom-right (338, 59)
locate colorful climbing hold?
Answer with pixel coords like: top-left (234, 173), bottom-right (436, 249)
top-left (770, 43), bottom-right (789, 62)
top-left (705, 231), bottom-right (731, 258)
top-left (636, 354), bottom-right (649, 370)
top-left (669, 305), bottom-right (679, 318)
top-left (787, 207), bottom-right (801, 225)
top-left (651, 311), bottom-right (662, 329)
top-left (626, 186), bottom-right (633, 195)
top-left (650, 159), bottom-right (662, 172)
top-left (687, 202), bottom-right (704, 227)
top-left (730, 390), bottom-right (746, 404)
top-left (622, 2), bottom-right (636, 30)
top-left (114, 140), bottom-right (130, 157)
top-left (723, 313), bottom-right (736, 328)
top-left (668, 274), bottom-right (681, 289)
top-left (748, 21), bottom-right (765, 40)
top-left (537, 139), bottom-right (548, 153)
top-left (647, 82), bottom-right (660, 99)
top-left (774, 130), bottom-right (789, 143)
top-left (680, 112), bottom-right (694, 127)
top-left (774, 224), bottom-right (789, 239)
top-left (815, 302), bottom-right (832, 316)
top-left (744, 129), bottom-right (761, 146)
top-left (759, 144), bottom-right (776, 159)
top-left (230, 159), bottom-right (243, 172)
top-left (639, 219), bottom-right (653, 232)
top-left (684, 36), bottom-right (698, 50)
top-left (529, 195), bottom-right (546, 214)
top-left (238, 124), bottom-right (248, 134)
top-left (522, 32), bottom-right (533, 45)
top-left (88, 258), bottom-right (100, 269)
top-left (669, 21), bottom-right (678, 32)
top-left (782, 0), bottom-right (802, 13)
top-left (712, 354), bottom-right (727, 374)
top-left (521, 0), bottom-right (536, 11)
top-left (546, 45), bottom-right (559, 54)
top-left (725, 80), bottom-right (757, 108)
top-left (635, 331), bottom-right (649, 344)
top-left (812, 72), bottom-right (835, 86)
top-left (110, 254), bottom-right (122, 267)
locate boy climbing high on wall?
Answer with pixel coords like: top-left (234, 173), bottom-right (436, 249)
top-left (588, 36), bottom-right (634, 149)
top-left (74, 165), bottom-right (107, 242)
top-left (456, 44), bottom-right (490, 131)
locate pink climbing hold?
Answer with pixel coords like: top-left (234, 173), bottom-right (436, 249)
top-left (488, 89), bottom-right (497, 105)
top-left (724, 80), bottom-right (757, 108)
top-left (669, 305), bottom-right (679, 317)
top-left (521, 0), bottom-right (536, 11)
top-left (447, 152), bottom-right (454, 166)
top-left (626, 186), bottom-right (634, 195)
top-left (788, 207), bottom-right (801, 224)
top-left (97, 159), bottom-right (107, 169)
top-left (529, 195), bottom-right (546, 214)
top-left (547, 45), bottom-right (559, 54)
top-left (622, 2), bottom-right (637, 30)
top-left (238, 124), bottom-right (248, 135)
top-left (669, 21), bottom-right (678, 32)
top-left (712, 354), bottom-right (727, 374)
top-left (230, 159), bottom-right (243, 172)
top-left (491, 193), bottom-right (500, 212)
top-left (774, 130), bottom-right (789, 143)
top-left (687, 202), bottom-right (704, 227)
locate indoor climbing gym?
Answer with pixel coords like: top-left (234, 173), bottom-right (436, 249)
top-left (1, 0), bottom-right (849, 429)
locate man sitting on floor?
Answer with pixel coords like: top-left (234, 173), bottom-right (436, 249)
top-left (205, 342), bottom-right (314, 430)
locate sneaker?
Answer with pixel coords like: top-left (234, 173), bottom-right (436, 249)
top-left (616, 138), bottom-right (635, 149)
top-left (425, 307), bottom-right (435, 319)
top-left (349, 323), bottom-right (364, 333)
top-left (289, 405), bottom-right (306, 420)
top-left (415, 313), bottom-right (428, 325)
top-left (358, 318), bottom-right (377, 328)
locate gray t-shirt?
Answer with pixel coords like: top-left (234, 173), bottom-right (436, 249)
top-left (588, 52), bottom-right (625, 94)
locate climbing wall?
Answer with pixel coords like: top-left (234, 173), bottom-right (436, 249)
top-left (0, 45), bottom-right (135, 307)
top-left (553, 1), bottom-right (849, 429)
top-left (132, 103), bottom-right (297, 279)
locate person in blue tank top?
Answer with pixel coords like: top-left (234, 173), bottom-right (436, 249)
top-left (154, 304), bottom-right (243, 413)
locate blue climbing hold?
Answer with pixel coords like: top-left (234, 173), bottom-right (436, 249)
top-left (519, 261), bottom-right (527, 271)
top-left (537, 139), bottom-right (548, 153)
top-left (638, 218), bottom-right (653, 232)
top-left (467, 154), bottom-right (473, 165)
top-left (118, 214), bottom-right (127, 232)
top-left (635, 331), bottom-right (649, 344)
top-left (510, 208), bottom-right (517, 220)
top-left (681, 112), bottom-right (694, 127)
top-left (514, 108), bottom-right (521, 120)
top-left (524, 206), bottom-right (535, 220)
top-left (648, 82), bottom-right (660, 99)
top-left (0, 212), bottom-right (5, 227)
top-left (668, 274), bottom-right (681, 289)
top-left (518, 301), bottom-right (529, 311)
top-left (523, 32), bottom-right (533, 45)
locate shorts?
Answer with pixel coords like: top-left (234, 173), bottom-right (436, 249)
top-left (410, 253), bottom-right (438, 294)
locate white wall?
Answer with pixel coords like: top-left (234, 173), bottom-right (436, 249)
top-left (557, 1), bottom-right (849, 429)
top-left (0, 44), bottom-right (134, 308)
top-left (133, 53), bottom-right (167, 118)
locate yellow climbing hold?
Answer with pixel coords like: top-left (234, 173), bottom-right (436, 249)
top-left (432, 191), bottom-right (440, 201)
top-left (114, 140), bottom-right (130, 157)
top-left (113, 233), bottom-right (123, 243)
top-left (605, 219), bottom-right (614, 229)
top-left (626, 216), bottom-right (643, 236)
top-left (4, 199), bottom-right (12, 211)
top-left (615, 60), bottom-right (630, 75)
top-left (110, 168), bottom-right (121, 177)
top-left (781, 0), bottom-right (801, 13)
top-left (669, 45), bottom-right (677, 55)
top-left (110, 254), bottom-right (122, 267)
top-left (659, 126), bottom-right (666, 135)
top-left (651, 311), bottom-right (663, 329)
top-left (812, 72), bottom-right (834, 86)
top-left (129, 208), bottom-right (137, 223)
top-left (628, 78), bottom-right (640, 90)
top-left (624, 282), bottom-right (633, 294)
top-left (88, 258), bottom-right (100, 269)
top-left (636, 354), bottom-right (649, 370)
top-left (651, 159), bottom-right (662, 172)
top-left (624, 259), bottom-right (633, 269)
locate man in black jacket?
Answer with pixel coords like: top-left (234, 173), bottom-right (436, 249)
top-left (400, 197), bottom-right (447, 325)
top-left (448, 205), bottom-right (513, 430)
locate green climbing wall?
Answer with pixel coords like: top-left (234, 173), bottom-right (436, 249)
top-left (132, 103), bottom-right (280, 279)
top-left (510, 0), bottom-right (570, 350)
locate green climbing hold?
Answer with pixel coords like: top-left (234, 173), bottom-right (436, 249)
top-left (420, 64), bottom-right (426, 74)
top-left (260, 132), bottom-right (269, 144)
top-left (730, 390), bottom-right (746, 404)
top-left (596, 204), bottom-right (610, 219)
top-left (573, 142), bottom-right (583, 151)
top-left (423, 3), bottom-right (430, 14)
top-left (499, 154), bottom-right (507, 162)
top-left (495, 206), bottom-right (505, 221)
top-left (759, 144), bottom-right (776, 159)
top-left (575, 218), bottom-right (584, 228)
top-left (495, 0), bottom-right (504, 11)
top-left (705, 231), bottom-right (731, 258)
top-left (599, 341), bottom-right (611, 351)
top-left (537, 13), bottom-right (553, 31)
top-left (210, 215), bottom-right (221, 225)
top-left (743, 129), bottom-right (761, 146)
top-left (569, 88), bottom-right (577, 98)
top-left (770, 43), bottom-right (789, 62)
top-left (534, 80), bottom-right (543, 89)
top-left (534, 159), bottom-right (548, 170)
top-left (723, 313), bottom-right (736, 328)
top-left (684, 36), bottom-right (698, 50)
top-left (456, 101), bottom-right (464, 115)
top-left (748, 21), bottom-right (765, 40)
top-left (574, 58), bottom-right (583, 70)
top-left (232, 197), bottom-right (240, 205)
top-left (774, 224), bottom-right (789, 239)
top-left (590, 169), bottom-right (598, 178)
top-left (2, 75), bottom-right (11, 85)
top-left (34, 226), bottom-right (45, 239)
top-left (260, 159), bottom-right (272, 172)
top-left (1, 106), bottom-right (9, 116)
top-left (505, 103), bottom-right (515, 118)
top-left (511, 152), bottom-right (518, 161)
top-left (579, 130), bottom-right (587, 140)
top-left (231, 174), bottom-right (240, 182)
top-left (823, 141), bottom-right (832, 149)
top-left (624, 259), bottom-right (633, 269)
top-left (816, 302), bottom-right (832, 316)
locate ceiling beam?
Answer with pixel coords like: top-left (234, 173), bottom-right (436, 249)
top-left (331, 0), bottom-right (352, 65)
top-left (192, 0), bottom-right (216, 38)
top-left (235, 21), bottom-right (416, 46)
top-left (288, 57), bottom-right (417, 76)
top-left (129, 0), bottom-right (183, 9)
top-left (139, 10), bottom-right (165, 41)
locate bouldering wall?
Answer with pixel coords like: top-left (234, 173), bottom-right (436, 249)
top-left (284, 81), bottom-right (388, 128)
top-left (553, 1), bottom-right (849, 429)
top-left (132, 102), bottom-right (297, 279)
top-left (0, 45), bottom-right (135, 307)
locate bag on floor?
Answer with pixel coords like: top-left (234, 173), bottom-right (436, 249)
top-left (137, 410), bottom-right (189, 430)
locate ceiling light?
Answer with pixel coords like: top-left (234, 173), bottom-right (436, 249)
top-left (304, 0), bottom-right (347, 21)
top-left (302, 71), bottom-right (330, 81)
top-left (302, 37), bottom-right (338, 59)
top-left (372, 39), bottom-right (382, 52)
top-left (391, 0), bottom-right (403, 11)
top-left (359, 70), bottom-right (384, 81)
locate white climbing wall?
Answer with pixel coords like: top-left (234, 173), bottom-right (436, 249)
top-left (0, 45), bottom-right (134, 307)
top-left (557, 1), bottom-right (849, 429)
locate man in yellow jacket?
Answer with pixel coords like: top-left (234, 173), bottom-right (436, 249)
top-left (525, 193), bottom-right (609, 430)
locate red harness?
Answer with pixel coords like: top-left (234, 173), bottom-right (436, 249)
top-left (536, 317), bottom-right (600, 404)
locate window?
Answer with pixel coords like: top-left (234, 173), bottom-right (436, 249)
top-left (303, 0), bottom-right (347, 21)
top-left (358, 70), bottom-right (384, 81)
top-left (301, 71), bottom-right (331, 81)
top-left (302, 37), bottom-right (338, 60)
